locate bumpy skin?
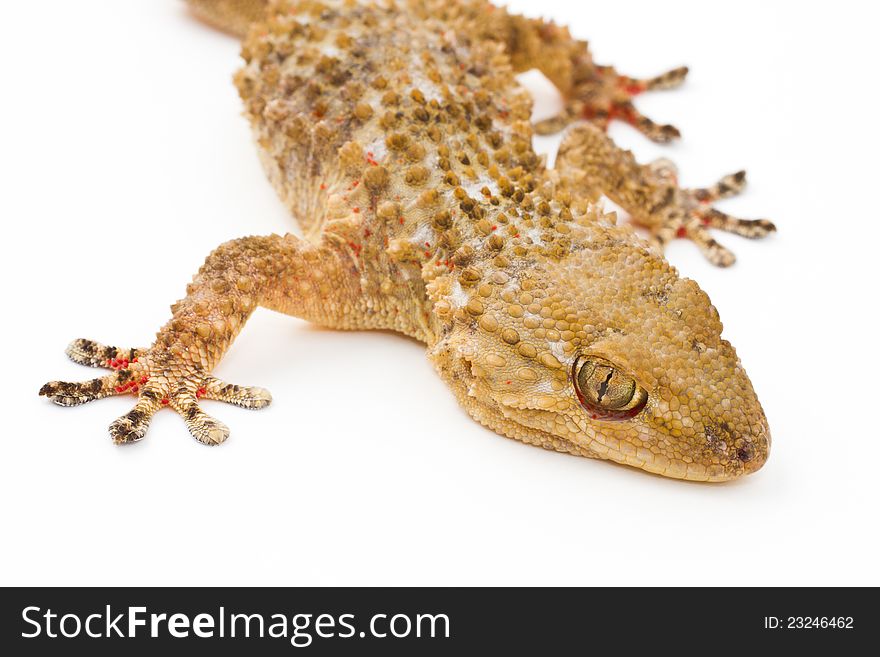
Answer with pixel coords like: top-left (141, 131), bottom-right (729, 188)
top-left (40, 0), bottom-right (775, 481)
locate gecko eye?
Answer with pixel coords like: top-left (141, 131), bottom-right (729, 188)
top-left (573, 356), bottom-right (648, 420)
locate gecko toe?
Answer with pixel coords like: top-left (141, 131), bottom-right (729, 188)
top-left (177, 400), bottom-right (231, 446)
top-left (109, 402), bottom-right (157, 444)
top-left (39, 376), bottom-right (114, 406)
top-left (645, 168), bottom-right (775, 266)
top-left (201, 375), bottom-right (272, 409)
top-left (42, 335), bottom-right (270, 445)
top-left (65, 338), bottom-right (144, 369)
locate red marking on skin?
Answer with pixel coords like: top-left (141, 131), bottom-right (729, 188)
top-left (608, 104), bottom-right (636, 124)
top-left (617, 78), bottom-right (646, 96)
top-left (676, 227), bottom-right (688, 238)
top-left (506, 380), bottom-right (511, 385)
top-left (352, 180), bottom-right (359, 187)
top-left (160, 398), bottom-right (170, 406)
top-left (114, 380), bottom-right (139, 395)
top-left (491, 225), bottom-right (497, 231)
top-left (320, 183), bottom-right (326, 190)
top-left (196, 387), bottom-right (207, 399)
top-left (399, 217), bottom-right (404, 224)
top-left (353, 207), bottom-right (360, 213)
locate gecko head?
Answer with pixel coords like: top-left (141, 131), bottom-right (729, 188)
top-left (435, 227), bottom-right (770, 482)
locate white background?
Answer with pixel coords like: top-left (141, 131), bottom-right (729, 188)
top-left (1, 1), bottom-right (877, 586)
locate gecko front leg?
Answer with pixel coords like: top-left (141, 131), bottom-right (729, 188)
top-left (554, 123), bottom-right (776, 265)
top-left (40, 234), bottom-right (357, 444)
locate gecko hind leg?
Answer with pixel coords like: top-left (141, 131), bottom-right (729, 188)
top-left (476, 9), bottom-right (687, 141)
top-left (534, 65), bottom-right (689, 142)
top-left (40, 338), bottom-right (272, 444)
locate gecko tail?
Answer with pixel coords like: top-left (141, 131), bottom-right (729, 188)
top-left (185, 0), bottom-right (268, 38)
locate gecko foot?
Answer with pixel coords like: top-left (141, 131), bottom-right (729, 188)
top-left (534, 65), bottom-right (688, 142)
top-left (640, 160), bottom-right (776, 267)
top-left (39, 338), bottom-right (272, 445)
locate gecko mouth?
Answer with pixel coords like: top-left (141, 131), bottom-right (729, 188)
top-left (496, 398), bottom-right (767, 482)
top-left (447, 352), bottom-right (767, 482)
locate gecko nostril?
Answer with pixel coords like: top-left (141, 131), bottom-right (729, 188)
top-left (736, 443), bottom-right (755, 463)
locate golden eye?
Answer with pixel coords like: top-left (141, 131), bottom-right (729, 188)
top-left (573, 356), bottom-right (648, 420)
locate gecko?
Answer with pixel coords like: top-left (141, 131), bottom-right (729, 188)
top-left (39, 0), bottom-right (775, 482)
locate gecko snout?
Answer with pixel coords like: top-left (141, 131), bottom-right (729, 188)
top-left (701, 414), bottom-right (770, 479)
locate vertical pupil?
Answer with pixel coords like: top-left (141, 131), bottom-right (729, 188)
top-left (578, 360), bottom-right (636, 409)
top-left (594, 367), bottom-right (614, 404)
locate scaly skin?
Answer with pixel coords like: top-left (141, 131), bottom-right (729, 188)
top-left (40, 0), bottom-right (775, 481)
